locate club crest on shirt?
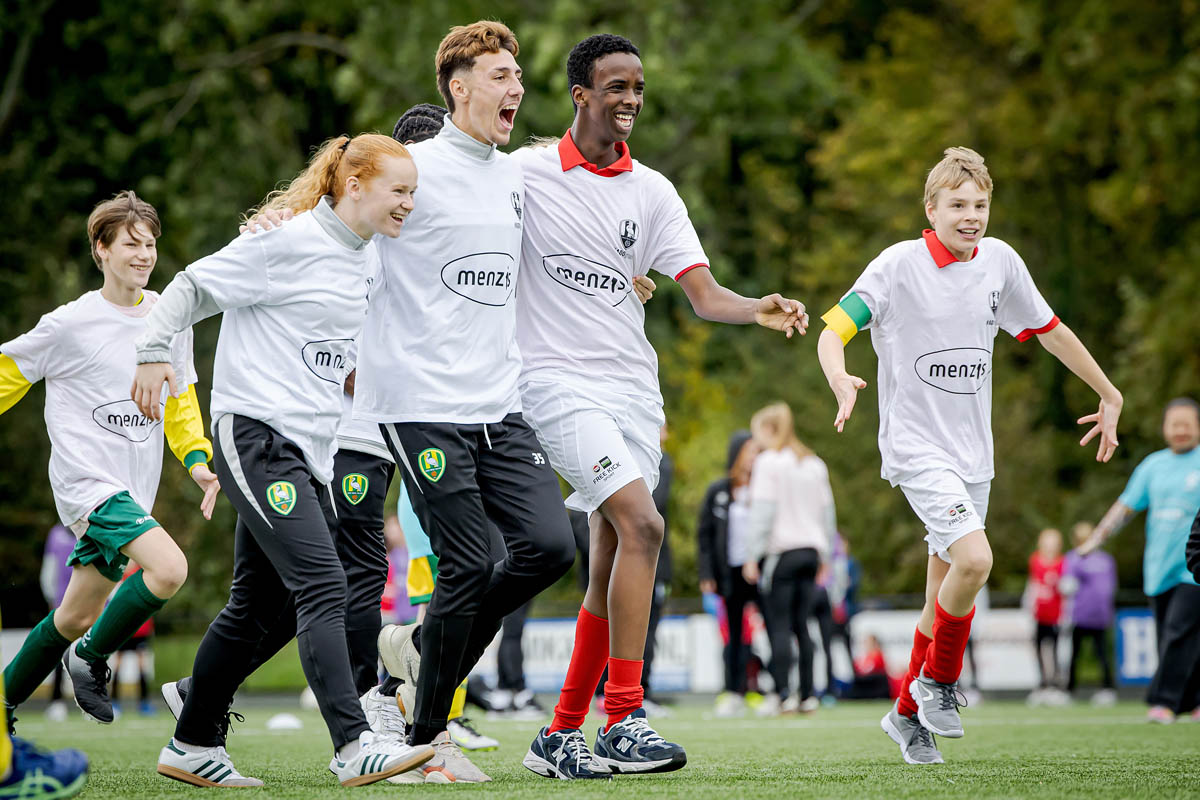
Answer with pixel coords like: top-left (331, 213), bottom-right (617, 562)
top-left (418, 448), bottom-right (446, 483)
top-left (619, 219), bottom-right (639, 249)
top-left (92, 399), bottom-right (163, 442)
top-left (341, 473), bottom-right (368, 505)
top-left (989, 290), bottom-right (1000, 313)
top-left (266, 481), bottom-right (297, 516)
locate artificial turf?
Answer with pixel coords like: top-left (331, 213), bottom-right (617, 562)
top-left (16, 698), bottom-right (1199, 799)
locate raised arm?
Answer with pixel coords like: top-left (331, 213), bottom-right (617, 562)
top-left (677, 268), bottom-right (807, 337)
top-left (1036, 323), bottom-right (1123, 462)
top-left (1077, 500), bottom-right (1138, 555)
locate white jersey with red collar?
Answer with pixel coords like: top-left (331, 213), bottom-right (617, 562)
top-left (840, 230), bottom-right (1057, 485)
top-left (513, 133), bottom-right (708, 406)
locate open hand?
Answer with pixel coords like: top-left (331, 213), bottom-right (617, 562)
top-left (131, 362), bottom-right (177, 420)
top-left (190, 463), bottom-right (221, 520)
top-left (239, 207), bottom-right (292, 234)
top-left (1078, 395), bottom-right (1122, 462)
top-left (754, 294), bottom-right (808, 338)
top-left (830, 372), bottom-right (868, 432)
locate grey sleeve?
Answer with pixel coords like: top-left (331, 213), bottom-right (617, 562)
top-left (134, 272), bottom-right (223, 364)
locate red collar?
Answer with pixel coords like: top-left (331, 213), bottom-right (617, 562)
top-left (558, 130), bottom-right (633, 177)
top-left (922, 229), bottom-right (977, 268)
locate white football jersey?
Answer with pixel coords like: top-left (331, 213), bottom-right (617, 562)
top-left (514, 133), bottom-right (708, 405)
top-left (2, 291), bottom-right (197, 526)
top-left (354, 117), bottom-right (525, 424)
top-left (849, 231), bottom-right (1057, 484)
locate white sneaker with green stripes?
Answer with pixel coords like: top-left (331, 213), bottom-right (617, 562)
top-left (329, 730), bottom-right (435, 787)
top-left (156, 738), bottom-right (264, 787)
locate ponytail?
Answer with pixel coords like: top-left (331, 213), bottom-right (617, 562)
top-left (750, 402), bottom-right (813, 460)
top-left (247, 133), bottom-right (411, 219)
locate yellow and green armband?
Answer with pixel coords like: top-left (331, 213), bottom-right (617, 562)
top-left (821, 292), bottom-right (872, 345)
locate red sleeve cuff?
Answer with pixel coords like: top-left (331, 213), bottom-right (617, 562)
top-left (1016, 314), bottom-right (1060, 342)
top-left (673, 263), bottom-right (709, 281)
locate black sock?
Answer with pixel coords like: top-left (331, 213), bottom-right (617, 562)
top-left (411, 624), bottom-right (421, 656)
top-left (380, 675), bottom-right (403, 697)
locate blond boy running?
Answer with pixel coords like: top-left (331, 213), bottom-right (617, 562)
top-left (817, 148), bottom-right (1121, 764)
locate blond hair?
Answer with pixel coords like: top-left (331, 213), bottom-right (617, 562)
top-left (435, 20), bottom-right (519, 113)
top-left (87, 191), bottom-right (161, 270)
top-left (249, 133), bottom-right (410, 218)
top-left (751, 402), bottom-right (813, 460)
top-left (924, 147), bottom-right (992, 207)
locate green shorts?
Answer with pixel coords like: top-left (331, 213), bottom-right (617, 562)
top-left (66, 492), bottom-right (160, 582)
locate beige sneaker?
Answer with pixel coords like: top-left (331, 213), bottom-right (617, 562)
top-left (428, 730), bottom-right (491, 783)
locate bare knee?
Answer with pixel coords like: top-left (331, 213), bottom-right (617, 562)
top-left (142, 551), bottom-right (188, 598)
top-left (953, 549), bottom-right (992, 590)
top-left (54, 604), bottom-right (100, 639)
top-left (618, 511), bottom-right (665, 556)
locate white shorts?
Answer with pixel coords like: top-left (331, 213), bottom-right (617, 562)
top-left (898, 469), bottom-right (990, 563)
top-left (519, 380), bottom-right (664, 514)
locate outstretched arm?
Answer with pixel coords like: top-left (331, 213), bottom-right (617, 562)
top-left (817, 328), bottom-right (868, 432)
top-left (677, 267), bottom-right (807, 338)
top-left (1036, 323), bottom-right (1123, 462)
top-left (1078, 500), bottom-right (1137, 555)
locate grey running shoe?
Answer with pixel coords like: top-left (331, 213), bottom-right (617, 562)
top-left (593, 708), bottom-right (686, 774)
top-left (881, 704), bottom-right (944, 764)
top-left (63, 647), bottom-right (113, 724)
top-left (910, 670), bottom-right (966, 738)
top-left (421, 730), bottom-right (491, 783)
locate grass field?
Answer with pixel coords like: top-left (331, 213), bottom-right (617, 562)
top-left (15, 697), bottom-right (1200, 799)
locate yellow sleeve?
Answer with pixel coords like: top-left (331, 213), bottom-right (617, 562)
top-left (0, 354), bottom-right (33, 415)
top-left (164, 384), bottom-right (213, 473)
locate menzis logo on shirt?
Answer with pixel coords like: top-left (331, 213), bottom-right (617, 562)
top-left (302, 338), bottom-right (354, 384)
top-left (914, 347), bottom-right (992, 395)
top-left (92, 399), bottom-right (162, 442)
top-left (440, 252), bottom-right (516, 307)
top-left (542, 255), bottom-right (631, 307)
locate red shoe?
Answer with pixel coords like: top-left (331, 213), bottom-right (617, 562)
top-left (1146, 706), bottom-right (1175, 724)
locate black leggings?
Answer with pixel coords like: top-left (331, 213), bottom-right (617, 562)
top-left (1068, 626), bottom-right (1113, 691)
top-left (721, 570), bottom-right (761, 694)
top-left (763, 548), bottom-right (819, 701)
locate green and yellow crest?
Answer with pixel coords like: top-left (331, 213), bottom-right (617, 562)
top-left (417, 448), bottom-right (446, 483)
top-left (265, 480), bottom-right (297, 515)
top-left (341, 473), bottom-right (368, 505)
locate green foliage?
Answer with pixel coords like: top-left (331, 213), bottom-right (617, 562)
top-left (1, 0), bottom-right (1196, 624)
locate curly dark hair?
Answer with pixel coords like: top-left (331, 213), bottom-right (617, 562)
top-left (566, 34), bottom-right (640, 95)
top-left (392, 103), bottom-right (447, 144)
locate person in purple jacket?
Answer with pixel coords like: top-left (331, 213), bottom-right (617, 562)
top-left (39, 525), bottom-right (77, 722)
top-left (1061, 522), bottom-right (1117, 704)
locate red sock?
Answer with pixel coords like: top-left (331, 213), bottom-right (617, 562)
top-left (896, 628), bottom-right (933, 717)
top-left (549, 607), bottom-right (609, 733)
top-left (604, 657), bottom-right (645, 729)
top-left (924, 599), bottom-right (975, 684)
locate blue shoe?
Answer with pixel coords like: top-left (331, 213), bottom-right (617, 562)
top-left (1, 737), bottom-right (89, 799)
top-left (592, 708), bottom-right (686, 774)
top-left (523, 727), bottom-right (611, 780)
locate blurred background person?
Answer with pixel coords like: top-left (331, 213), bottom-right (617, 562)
top-left (744, 403), bottom-right (836, 717)
top-left (1082, 396), bottom-right (1200, 723)
top-left (1027, 528), bottom-right (1066, 705)
top-left (1061, 521), bottom-right (1117, 705)
top-left (39, 524), bottom-right (75, 722)
top-left (697, 430), bottom-right (762, 718)
top-left (844, 633), bottom-right (892, 700)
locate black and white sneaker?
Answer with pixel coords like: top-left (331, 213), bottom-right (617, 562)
top-left (592, 709), bottom-right (686, 774)
top-left (161, 676), bottom-right (192, 720)
top-left (63, 647), bottom-right (113, 724)
top-left (523, 727), bottom-right (612, 780)
top-left (910, 669), bottom-right (966, 738)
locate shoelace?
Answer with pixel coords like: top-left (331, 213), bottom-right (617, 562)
top-left (909, 723), bottom-right (938, 752)
top-left (217, 710), bottom-right (246, 742)
top-left (374, 701), bottom-right (407, 735)
top-left (557, 730), bottom-right (600, 767)
top-left (935, 683), bottom-right (969, 713)
top-left (88, 658), bottom-right (113, 693)
top-left (623, 716), bottom-right (666, 745)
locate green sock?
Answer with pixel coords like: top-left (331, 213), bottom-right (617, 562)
top-left (75, 570), bottom-right (167, 662)
top-left (3, 610), bottom-right (71, 708)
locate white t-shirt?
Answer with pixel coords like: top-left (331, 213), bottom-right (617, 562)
top-left (2, 291), bottom-right (197, 526)
top-left (749, 449), bottom-right (835, 557)
top-left (354, 117), bottom-right (525, 424)
top-left (514, 134), bottom-right (709, 405)
top-left (336, 390), bottom-right (390, 461)
top-left (848, 231), bottom-right (1057, 484)
top-left (181, 204), bottom-right (371, 483)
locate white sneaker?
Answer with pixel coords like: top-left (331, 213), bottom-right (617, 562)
top-left (329, 730), bottom-right (434, 787)
top-left (757, 693), bottom-right (782, 717)
top-left (161, 680), bottom-right (185, 719)
top-left (1043, 688), bottom-right (1071, 707)
top-left (1026, 688), bottom-right (1045, 707)
top-left (360, 686), bottom-right (406, 738)
top-left (299, 686), bottom-right (319, 711)
top-left (157, 738), bottom-right (264, 787)
top-left (45, 700), bottom-right (69, 722)
top-left (1091, 688), bottom-right (1118, 707)
top-left (714, 693), bottom-right (745, 718)
top-left (780, 694), bottom-right (801, 714)
top-left (448, 718), bottom-right (499, 751)
top-left (377, 623), bottom-right (420, 723)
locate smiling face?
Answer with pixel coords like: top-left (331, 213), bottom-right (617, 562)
top-left (347, 155), bottom-right (417, 239)
top-left (575, 52), bottom-right (644, 143)
top-left (926, 180), bottom-right (990, 261)
top-left (1162, 404), bottom-right (1200, 453)
top-left (96, 221), bottom-right (157, 293)
top-left (452, 49), bottom-right (524, 146)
